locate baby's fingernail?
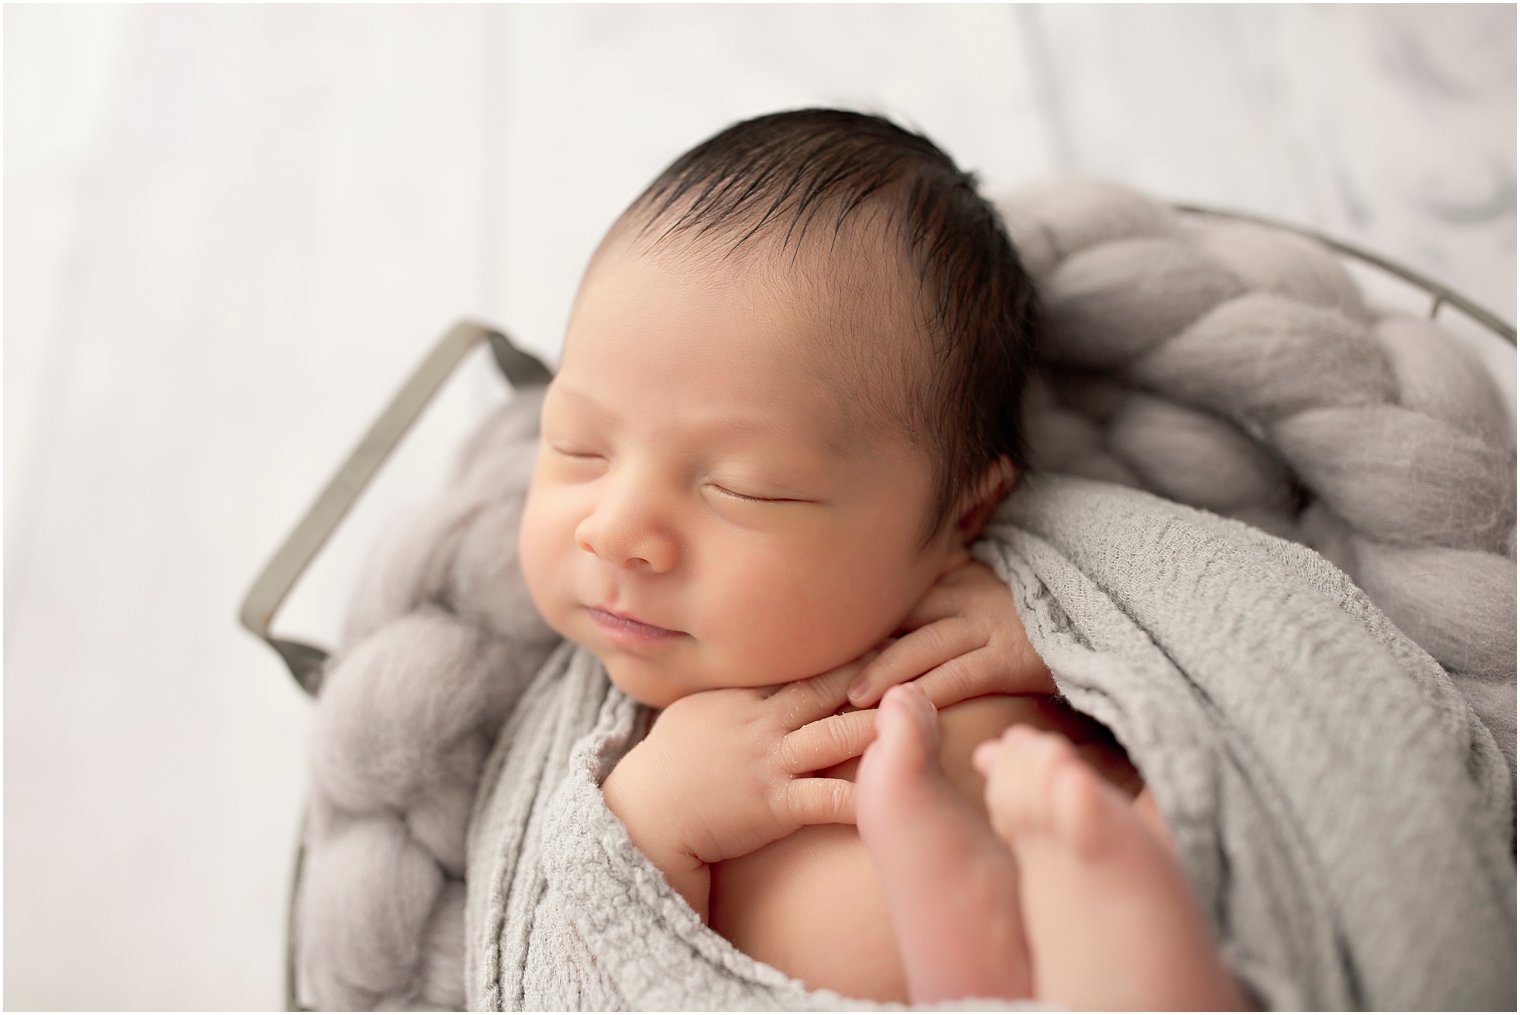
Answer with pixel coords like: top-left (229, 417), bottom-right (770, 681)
top-left (847, 677), bottom-right (869, 703)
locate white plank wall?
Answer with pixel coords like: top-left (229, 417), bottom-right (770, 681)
top-left (5, 5), bottom-right (1514, 1010)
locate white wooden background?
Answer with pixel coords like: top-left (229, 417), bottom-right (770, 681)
top-left (6, 5), bottom-right (1515, 1010)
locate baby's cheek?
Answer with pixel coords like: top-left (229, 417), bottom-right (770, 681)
top-left (808, 554), bottom-right (913, 634)
top-left (766, 593), bottom-right (891, 682)
top-left (701, 542), bottom-right (903, 682)
top-left (518, 494), bottom-right (572, 626)
top-left (517, 503), bottom-right (549, 594)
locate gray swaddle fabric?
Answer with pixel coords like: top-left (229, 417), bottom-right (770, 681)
top-left (292, 179), bottom-right (1516, 1010)
top-left (979, 478), bottom-right (1514, 1010)
top-left (463, 475), bottom-right (1515, 1011)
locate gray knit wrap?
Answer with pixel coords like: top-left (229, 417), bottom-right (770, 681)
top-left (291, 178), bottom-right (1516, 1010)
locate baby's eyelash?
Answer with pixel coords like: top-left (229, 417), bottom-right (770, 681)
top-left (549, 443), bottom-right (603, 460)
top-left (711, 485), bottom-right (802, 504)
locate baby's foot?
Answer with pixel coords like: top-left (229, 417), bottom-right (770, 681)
top-left (976, 726), bottom-right (1250, 1011)
top-left (856, 685), bottom-right (1031, 1003)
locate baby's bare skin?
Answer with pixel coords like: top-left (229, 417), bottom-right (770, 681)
top-left (857, 684), bottom-right (1252, 1010)
top-left (709, 692), bottom-right (1138, 1002)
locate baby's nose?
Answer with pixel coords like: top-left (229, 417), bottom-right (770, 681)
top-left (574, 483), bottom-right (678, 573)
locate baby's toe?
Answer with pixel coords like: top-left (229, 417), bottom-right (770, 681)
top-left (983, 727), bottom-right (1112, 854)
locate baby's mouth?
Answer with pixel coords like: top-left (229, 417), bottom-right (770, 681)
top-left (586, 606), bottom-right (685, 640)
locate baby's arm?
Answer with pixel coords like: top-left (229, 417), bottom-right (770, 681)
top-left (602, 662), bottom-right (875, 920)
top-left (848, 557), bottom-right (1057, 709)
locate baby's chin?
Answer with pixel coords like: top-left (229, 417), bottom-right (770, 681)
top-left (594, 648), bottom-right (780, 709)
top-left (575, 633), bottom-right (869, 708)
top-left (589, 648), bottom-right (692, 709)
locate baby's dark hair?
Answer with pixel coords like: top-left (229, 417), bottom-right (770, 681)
top-left (623, 108), bottom-right (1039, 543)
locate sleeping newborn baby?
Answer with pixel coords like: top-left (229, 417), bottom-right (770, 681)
top-left (518, 108), bottom-right (1246, 1009)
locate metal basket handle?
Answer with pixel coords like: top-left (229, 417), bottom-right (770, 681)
top-left (1176, 203), bottom-right (1517, 344)
top-left (237, 320), bottom-right (551, 695)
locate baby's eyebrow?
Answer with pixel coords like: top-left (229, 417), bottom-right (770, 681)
top-left (552, 379), bottom-right (852, 463)
top-left (549, 381), bottom-right (619, 422)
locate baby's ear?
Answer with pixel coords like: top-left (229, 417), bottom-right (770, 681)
top-left (954, 456), bottom-right (1016, 542)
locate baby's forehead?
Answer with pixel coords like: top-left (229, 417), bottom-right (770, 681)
top-left (770, 237), bottom-right (929, 425)
top-left (575, 223), bottom-right (930, 447)
top-left (638, 217), bottom-right (925, 372)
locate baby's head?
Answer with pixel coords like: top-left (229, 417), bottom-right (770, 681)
top-left (520, 109), bottom-right (1038, 707)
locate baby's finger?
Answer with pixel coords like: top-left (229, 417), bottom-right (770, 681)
top-left (920, 647), bottom-right (1059, 706)
top-left (847, 618), bottom-right (982, 707)
top-left (910, 651), bottom-right (1001, 710)
top-left (770, 659), bottom-right (866, 726)
top-left (783, 777), bottom-right (856, 826)
top-left (780, 710), bottom-right (878, 774)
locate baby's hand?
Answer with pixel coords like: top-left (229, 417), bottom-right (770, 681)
top-left (602, 660), bottom-right (875, 917)
top-left (846, 558), bottom-right (1056, 709)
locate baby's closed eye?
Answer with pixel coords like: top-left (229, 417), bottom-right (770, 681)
top-left (548, 442), bottom-right (605, 460)
top-left (706, 483), bottom-right (811, 504)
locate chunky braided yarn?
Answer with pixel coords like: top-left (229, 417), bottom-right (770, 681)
top-left (1000, 179), bottom-right (1517, 772)
top-left (295, 388), bottom-right (558, 1011)
top-left (294, 181), bottom-right (1516, 1010)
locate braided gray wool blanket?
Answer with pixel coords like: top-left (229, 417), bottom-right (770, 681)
top-left (293, 179), bottom-right (1517, 1010)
